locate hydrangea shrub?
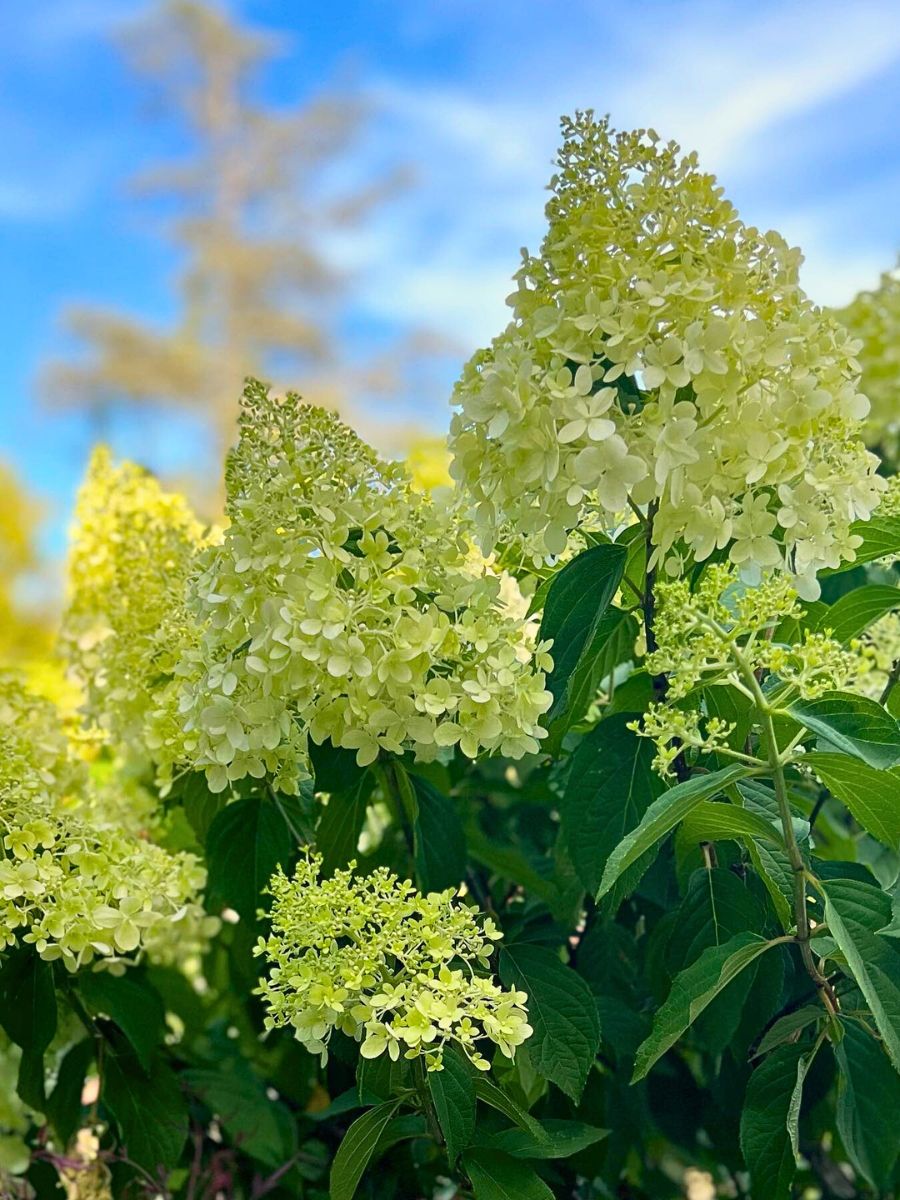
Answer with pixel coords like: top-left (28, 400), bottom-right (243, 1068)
top-left (3, 114), bottom-right (900, 1200)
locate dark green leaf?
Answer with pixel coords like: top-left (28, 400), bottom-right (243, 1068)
top-left (814, 583), bottom-right (900, 644)
top-left (78, 971), bottom-right (165, 1072)
top-left (413, 777), bottom-right (466, 893)
top-left (473, 1119), bottom-right (607, 1159)
top-left (834, 1020), bottom-right (900, 1191)
top-left (546, 608), bottom-right (638, 746)
top-left (679, 801), bottom-right (784, 848)
top-left (826, 514), bottom-right (900, 572)
top-left (633, 933), bottom-right (777, 1081)
top-left (0, 948), bottom-right (56, 1107)
top-left (329, 1099), bottom-right (401, 1200)
top-left (45, 1038), bottom-right (94, 1148)
top-left (787, 691), bottom-right (900, 769)
top-left (561, 714), bottom-right (663, 896)
top-left (316, 773), bottom-right (373, 876)
top-left (500, 944), bottom-right (601, 1101)
top-left (184, 1062), bottom-right (296, 1167)
top-left (538, 543), bottom-right (627, 722)
top-left (175, 772), bottom-right (227, 841)
top-left (596, 764), bottom-right (754, 900)
top-left (755, 1006), bottom-right (823, 1057)
top-left (823, 878), bottom-right (900, 1071)
top-left (472, 1077), bottom-right (546, 1139)
top-left (309, 736), bottom-right (367, 794)
top-left (103, 1047), bottom-right (188, 1171)
top-left (427, 1045), bottom-right (475, 1163)
top-left (806, 752), bottom-right (900, 848)
top-left (740, 1043), bottom-right (806, 1200)
top-left (462, 1149), bottom-right (554, 1199)
top-left (206, 794), bottom-right (300, 921)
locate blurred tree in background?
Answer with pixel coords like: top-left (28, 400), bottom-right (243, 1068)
top-left (42, 0), bottom-right (450, 485)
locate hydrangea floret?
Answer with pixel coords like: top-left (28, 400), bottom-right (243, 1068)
top-left (151, 381), bottom-right (552, 794)
top-left (449, 113), bottom-right (885, 597)
top-left (61, 446), bottom-right (207, 756)
top-left (256, 852), bottom-right (532, 1071)
top-left (0, 673), bottom-right (215, 970)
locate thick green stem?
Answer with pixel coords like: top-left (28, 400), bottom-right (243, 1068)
top-left (725, 639), bottom-right (837, 1009)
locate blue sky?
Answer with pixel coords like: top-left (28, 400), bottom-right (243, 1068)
top-left (4, 0), bottom-right (900, 556)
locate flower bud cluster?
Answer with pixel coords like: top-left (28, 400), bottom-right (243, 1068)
top-left (635, 567), bottom-right (857, 771)
top-left (150, 382), bottom-right (552, 794)
top-left (0, 673), bottom-right (215, 971)
top-left (256, 852), bottom-right (532, 1072)
top-left (449, 113), bottom-right (885, 597)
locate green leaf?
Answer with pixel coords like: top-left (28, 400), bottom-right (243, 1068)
top-left (183, 1062), bottom-right (296, 1168)
top-left (316, 773), bottom-right (373, 876)
top-left (822, 878), bottom-right (900, 1071)
top-left (632, 932), bottom-right (777, 1081)
top-left (787, 1040), bottom-right (821, 1162)
top-left (45, 1039), bottom-right (93, 1148)
top-left (175, 772), bottom-right (227, 841)
top-left (427, 1045), bottom-right (475, 1163)
top-left (834, 1020), bottom-right (900, 1191)
top-left (413, 777), bottom-right (466, 893)
top-left (472, 1077), bottom-right (546, 1139)
top-left (740, 1043), bottom-right (806, 1200)
top-left (806, 752), bottom-right (900, 849)
top-left (827, 514), bottom-right (900, 571)
top-left (538, 543), bottom-right (627, 722)
top-left (500, 943), bottom-right (601, 1101)
top-left (309, 736), bottom-right (367, 794)
top-left (462, 1149), bottom-right (554, 1199)
top-left (466, 829), bottom-right (559, 908)
top-left (679, 801), bottom-right (784, 848)
top-left (329, 1099), bottom-right (401, 1200)
top-left (206, 794), bottom-right (300, 921)
top-left (0, 948), bottom-right (57, 1054)
top-left (473, 1119), bottom-right (607, 1159)
top-left (102, 1046), bottom-right (188, 1171)
top-left (787, 691), bottom-right (900, 769)
top-left (78, 971), bottom-right (165, 1072)
top-left (596, 764), bottom-right (754, 900)
top-left (561, 714), bottom-right (663, 896)
top-left (0, 948), bottom-right (57, 1108)
top-left (755, 1006), bottom-right (823, 1057)
top-left (546, 608), bottom-right (638, 746)
top-left (814, 583), bottom-right (900, 644)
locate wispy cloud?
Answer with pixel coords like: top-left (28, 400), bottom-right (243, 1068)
top-left (327, 0), bottom-right (900, 356)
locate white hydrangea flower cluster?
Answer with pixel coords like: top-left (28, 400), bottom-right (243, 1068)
top-left (835, 264), bottom-right (900, 462)
top-left (256, 852), bottom-right (532, 1072)
top-left (449, 113), bottom-right (885, 597)
top-left (150, 381), bottom-right (552, 794)
top-left (61, 447), bottom-right (209, 757)
top-left (0, 673), bottom-right (215, 971)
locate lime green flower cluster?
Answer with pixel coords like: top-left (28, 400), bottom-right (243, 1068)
top-left (449, 113), bottom-right (884, 597)
top-left (151, 382), bottom-right (552, 794)
top-left (834, 265), bottom-right (900, 463)
top-left (256, 853), bottom-right (532, 1072)
top-left (62, 446), bottom-right (208, 757)
top-left (635, 567), bottom-right (857, 773)
top-left (0, 673), bottom-right (215, 971)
